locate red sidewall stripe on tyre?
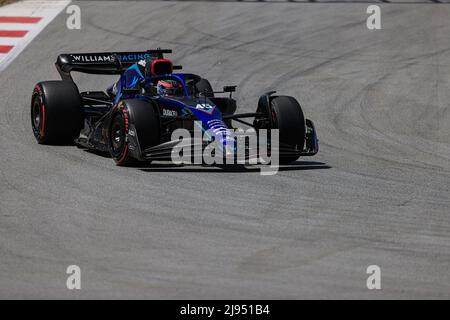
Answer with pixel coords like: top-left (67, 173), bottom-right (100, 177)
top-left (116, 106), bottom-right (130, 164)
top-left (117, 144), bottom-right (129, 165)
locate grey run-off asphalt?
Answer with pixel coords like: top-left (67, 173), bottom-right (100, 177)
top-left (0, 1), bottom-right (450, 298)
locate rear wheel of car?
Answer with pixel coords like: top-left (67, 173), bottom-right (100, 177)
top-left (196, 78), bottom-right (214, 97)
top-left (31, 81), bottom-right (83, 144)
top-left (270, 96), bottom-right (306, 164)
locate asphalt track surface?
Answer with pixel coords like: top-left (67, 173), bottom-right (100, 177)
top-left (1, 1), bottom-right (450, 299)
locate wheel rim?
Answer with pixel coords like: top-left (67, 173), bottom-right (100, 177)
top-left (31, 99), bottom-right (42, 133)
top-left (111, 114), bottom-right (126, 156)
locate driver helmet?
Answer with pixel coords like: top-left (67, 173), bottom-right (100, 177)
top-left (156, 79), bottom-right (182, 96)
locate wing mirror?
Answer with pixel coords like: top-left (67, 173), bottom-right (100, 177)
top-left (223, 86), bottom-right (236, 93)
top-left (223, 86), bottom-right (236, 98)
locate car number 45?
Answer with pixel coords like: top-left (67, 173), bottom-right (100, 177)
top-left (195, 103), bottom-right (214, 112)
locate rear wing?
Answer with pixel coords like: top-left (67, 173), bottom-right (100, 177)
top-left (55, 48), bottom-right (178, 80)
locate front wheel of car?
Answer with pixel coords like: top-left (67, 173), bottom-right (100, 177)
top-left (270, 96), bottom-right (306, 164)
top-left (108, 99), bottom-right (160, 166)
top-left (109, 109), bottom-right (135, 166)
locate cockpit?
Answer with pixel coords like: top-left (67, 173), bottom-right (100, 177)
top-left (145, 74), bottom-right (204, 98)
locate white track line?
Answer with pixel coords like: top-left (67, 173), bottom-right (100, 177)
top-left (0, 0), bottom-right (71, 73)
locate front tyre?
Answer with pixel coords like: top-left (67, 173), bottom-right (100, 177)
top-left (109, 108), bottom-right (135, 166)
top-left (270, 96), bottom-right (306, 164)
top-left (108, 100), bottom-right (160, 166)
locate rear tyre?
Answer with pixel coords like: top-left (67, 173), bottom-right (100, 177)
top-left (31, 81), bottom-right (83, 144)
top-left (196, 78), bottom-right (214, 97)
top-left (270, 96), bottom-right (306, 164)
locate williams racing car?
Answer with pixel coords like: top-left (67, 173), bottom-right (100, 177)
top-left (30, 48), bottom-right (318, 166)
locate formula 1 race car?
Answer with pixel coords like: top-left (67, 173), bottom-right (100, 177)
top-left (30, 48), bottom-right (318, 166)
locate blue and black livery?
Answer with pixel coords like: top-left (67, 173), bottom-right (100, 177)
top-left (30, 49), bottom-right (318, 166)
